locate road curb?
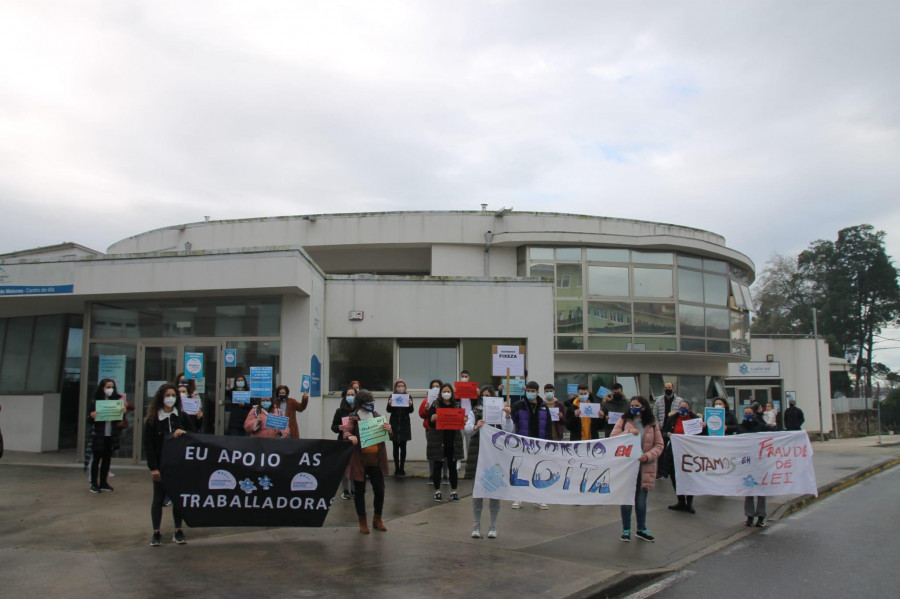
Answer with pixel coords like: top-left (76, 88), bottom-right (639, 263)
top-left (571, 457), bottom-right (900, 599)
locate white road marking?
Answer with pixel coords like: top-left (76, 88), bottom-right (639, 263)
top-left (619, 570), bottom-right (696, 599)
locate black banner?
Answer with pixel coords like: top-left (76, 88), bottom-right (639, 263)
top-left (160, 433), bottom-right (354, 527)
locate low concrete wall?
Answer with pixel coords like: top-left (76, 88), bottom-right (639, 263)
top-left (834, 410), bottom-right (893, 438)
top-left (0, 393), bottom-right (60, 452)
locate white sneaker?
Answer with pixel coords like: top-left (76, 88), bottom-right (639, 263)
top-left (487, 528), bottom-right (497, 538)
top-left (108, 472), bottom-right (116, 478)
top-left (511, 501), bottom-right (522, 509)
top-left (537, 503), bottom-right (549, 510)
top-left (471, 526), bottom-right (481, 538)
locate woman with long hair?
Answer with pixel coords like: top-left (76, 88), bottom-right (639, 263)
top-left (331, 387), bottom-right (357, 500)
top-left (143, 383), bottom-right (192, 546)
top-left (343, 389), bottom-right (392, 533)
top-left (86, 378), bottom-right (127, 493)
top-left (386, 378), bottom-right (415, 477)
top-left (427, 383), bottom-right (464, 502)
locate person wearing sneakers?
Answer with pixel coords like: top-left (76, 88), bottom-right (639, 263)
top-left (427, 383), bottom-right (465, 503)
top-left (612, 396), bottom-right (664, 543)
top-left (87, 378), bottom-right (128, 493)
top-left (386, 378), bottom-right (415, 477)
top-left (331, 387), bottom-right (357, 500)
top-left (343, 389), bottom-right (393, 534)
top-left (143, 384), bottom-right (192, 546)
top-left (564, 384), bottom-right (604, 441)
top-left (465, 386), bottom-right (514, 539)
top-left (420, 379), bottom-right (450, 486)
top-left (504, 380), bottom-right (554, 510)
top-left (738, 406), bottom-right (769, 527)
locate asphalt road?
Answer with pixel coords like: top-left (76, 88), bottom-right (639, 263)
top-left (624, 465), bottom-right (900, 599)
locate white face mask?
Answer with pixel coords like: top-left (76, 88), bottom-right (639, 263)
top-left (104, 387), bottom-right (114, 397)
top-left (460, 376), bottom-right (469, 382)
top-left (163, 396), bottom-right (177, 408)
top-left (236, 381), bottom-right (245, 389)
top-left (441, 392), bottom-right (452, 400)
top-left (396, 387), bottom-right (406, 393)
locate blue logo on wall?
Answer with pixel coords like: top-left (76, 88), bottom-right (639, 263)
top-left (739, 364), bottom-right (750, 375)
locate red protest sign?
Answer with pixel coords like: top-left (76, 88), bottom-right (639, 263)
top-left (436, 408), bottom-right (466, 430)
top-left (454, 381), bottom-right (479, 399)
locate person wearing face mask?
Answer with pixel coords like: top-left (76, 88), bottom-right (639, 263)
top-left (86, 378), bottom-right (128, 493)
top-left (427, 384), bottom-right (465, 502)
top-left (174, 373), bottom-right (209, 433)
top-left (419, 379), bottom-right (450, 486)
top-left (709, 397), bottom-right (739, 435)
top-left (565, 384), bottom-right (604, 441)
top-left (738, 406), bottom-right (768, 527)
top-left (465, 385), bottom-right (515, 538)
top-left (600, 383), bottom-right (629, 438)
top-left (653, 382), bottom-right (683, 437)
top-left (178, 383), bottom-right (204, 433)
top-left (541, 384), bottom-right (567, 441)
top-left (503, 381), bottom-right (553, 509)
top-left (226, 375), bottom-right (252, 436)
top-left (343, 389), bottom-right (393, 534)
top-left (143, 383), bottom-right (192, 546)
top-left (331, 388), bottom-right (358, 500)
top-left (662, 399), bottom-right (704, 513)
top-left (274, 384), bottom-right (309, 440)
top-left (612, 396), bottom-right (664, 542)
top-left (386, 379), bottom-right (415, 477)
top-left (243, 395), bottom-right (288, 438)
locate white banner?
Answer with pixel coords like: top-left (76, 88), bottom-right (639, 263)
top-left (473, 426), bottom-right (641, 505)
top-left (671, 431), bottom-right (817, 497)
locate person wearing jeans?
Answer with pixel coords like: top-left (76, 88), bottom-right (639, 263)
top-left (612, 396), bottom-right (665, 542)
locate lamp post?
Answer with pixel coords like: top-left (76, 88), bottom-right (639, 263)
top-left (861, 366), bottom-right (869, 436)
top-left (813, 308), bottom-right (825, 442)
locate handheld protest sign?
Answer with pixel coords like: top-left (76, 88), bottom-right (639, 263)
top-left (95, 400), bottom-right (124, 422)
top-left (358, 416), bottom-right (390, 448)
top-left (436, 408), bottom-right (466, 430)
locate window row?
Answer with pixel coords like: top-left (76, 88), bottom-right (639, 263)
top-left (554, 372), bottom-right (726, 409)
top-left (556, 301), bottom-right (749, 339)
top-left (0, 314), bottom-right (75, 393)
top-left (555, 335), bottom-right (746, 354)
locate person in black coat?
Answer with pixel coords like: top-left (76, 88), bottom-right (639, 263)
top-left (738, 406), bottom-right (769, 527)
top-left (331, 388), bottom-right (356, 500)
top-left (784, 399), bottom-right (805, 431)
top-left (143, 383), bottom-right (193, 546)
top-left (87, 378), bottom-right (128, 493)
top-left (226, 374), bottom-right (252, 436)
top-left (711, 397), bottom-right (739, 435)
top-left (386, 378), bottom-right (415, 477)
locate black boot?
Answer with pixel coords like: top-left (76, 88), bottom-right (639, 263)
top-left (685, 496), bottom-right (695, 514)
top-left (668, 496), bottom-right (686, 511)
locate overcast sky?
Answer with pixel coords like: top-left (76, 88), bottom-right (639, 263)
top-left (2, 1), bottom-right (899, 368)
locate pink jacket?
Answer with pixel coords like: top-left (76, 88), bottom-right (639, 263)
top-left (343, 412), bottom-right (390, 482)
top-left (244, 406), bottom-right (287, 438)
top-left (612, 418), bottom-right (664, 490)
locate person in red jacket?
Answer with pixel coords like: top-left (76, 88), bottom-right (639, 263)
top-left (274, 384), bottom-right (309, 439)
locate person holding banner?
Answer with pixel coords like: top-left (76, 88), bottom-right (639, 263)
top-left (226, 375), bottom-right (252, 436)
top-left (274, 384), bottom-right (309, 439)
top-left (143, 383), bottom-right (192, 546)
top-left (612, 396), bottom-right (664, 543)
top-left (386, 379), bottom-right (415, 478)
top-left (243, 397), bottom-right (288, 438)
top-left (465, 388), bottom-right (515, 539)
top-left (662, 400), bottom-right (704, 514)
top-left (331, 387), bottom-right (357, 500)
top-left (504, 381), bottom-right (553, 509)
top-left (427, 384), bottom-right (465, 502)
top-left (738, 406), bottom-right (769, 527)
top-left (87, 378), bottom-right (128, 493)
top-left (565, 384), bottom-right (604, 442)
top-left (420, 379), bottom-right (449, 486)
top-left (542, 384), bottom-right (567, 441)
top-left (343, 390), bottom-right (392, 534)
top-left (600, 383), bottom-right (629, 438)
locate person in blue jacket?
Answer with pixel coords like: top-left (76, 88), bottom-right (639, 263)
top-left (502, 380), bottom-right (553, 510)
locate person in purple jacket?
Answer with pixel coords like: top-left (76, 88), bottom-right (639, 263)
top-left (502, 380), bottom-right (553, 510)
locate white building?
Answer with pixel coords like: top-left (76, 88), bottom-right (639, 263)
top-left (0, 211), bottom-right (757, 460)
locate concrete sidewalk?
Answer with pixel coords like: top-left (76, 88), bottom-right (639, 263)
top-left (1, 437), bottom-right (898, 599)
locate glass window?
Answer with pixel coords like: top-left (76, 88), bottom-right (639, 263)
top-left (591, 374), bottom-right (615, 396)
top-left (0, 319), bottom-right (7, 360)
top-left (677, 268), bottom-right (704, 303)
top-left (705, 308), bottom-right (730, 339)
top-left (649, 374), bottom-right (679, 398)
top-left (633, 268), bottom-right (673, 298)
top-left (26, 315), bottom-right (65, 392)
top-left (729, 263), bottom-right (749, 284)
top-left (461, 338), bottom-right (526, 387)
top-left (554, 373), bottom-right (588, 399)
top-left (556, 248), bottom-right (581, 261)
top-left (556, 264), bottom-right (583, 298)
top-left (556, 300), bottom-right (584, 334)
top-left (731, 311), bottom-right (744, 341)
top-left (556, 336), bottom-right (584, 350)
top-left (678, 304), bottom-right (705, 337)
top-left (677, 255), bottom-right (703, 269)
top-left (529, 248), bottom-right (554, 260)
top-left (731, 280), bottom-right (747, 309)
top-left (741, 285), bottom-right (754, 311)
top-left (587, 301), bottom-right (631, 334)
top-left (588, 266), bottom-right (629, 296)
top-left (616, 375), bottom-right (640, 398)
top-left (587, 248), bottom-right (629, 262)
top-left (707, 340), bottom-right (731, 353)
top-left (529, 263), bottom-right (554, 280)
top-left (0, 317), bottom-right (34, 391)
top-left (587, 337), bottom-right (631, 350)
top-left (680, 338), bottom-right (706, 353)
top-left (633, 303), bottom-right (676, 335)
top-left (679, 375), bottom-right (706, 408)
top-left (399, 341), bottom-right (457, 389)
top-left (632, 251), bottom-right (673, 265)
top-left (328, 338), bottom-right (393, 392)
top-left (87, 343), bottom-right (137, 458)
top-left (703, 274), bottom-right (729, 306)
top-left (703, 259), bottom-right (727, 273)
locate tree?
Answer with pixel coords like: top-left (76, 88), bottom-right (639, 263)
top-left (750, 254), bottom-right (811, 334)
top-left (798, 225), bottom-right (900, 396)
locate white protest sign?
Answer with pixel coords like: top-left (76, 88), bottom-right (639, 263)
top-left (580, 403), bottom-right (602, 418)
top-left (181, 396), bottom-right (201, 415)
top-left (460, 398), bottom-right (472, 413)
top-left (427, 388), bottom-right (440, 403)
top-left (482, 397), bottom-right (504, 425)
top-left (607, 411), bottom-right (623, 424)
top-left (549, 407), bottom-right (560, 422)
top-left (670, 431), bottom-right (817, 497)
top-left (473, 426), bottom-right (641, 505)
top-left (492, 345), bottom-right (525, 377)
top-left (682, 418), bottom-right (704, 436)
top-left (390, 394), bottom-right (410, 407)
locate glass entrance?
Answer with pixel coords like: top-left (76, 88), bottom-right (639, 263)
top-left (138, 345), bottom-right (178, 461)
top-left (183, 344), bottom-right (221, 435)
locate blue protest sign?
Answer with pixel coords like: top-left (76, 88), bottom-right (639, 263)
top-left (566, 384), bottom-right (579, 398)
top-left (231, 391), bottom-right (251, 405)
top-left (224, 349), bottom-right (237, 367)
top-left (508, 377), bottom-right (525, 396)
top-left (264, 413), bottom-right (289, 431)
top-left (249, 366), bottom-right (273, 399)
top-left (596, 386), bottom-right (612, 398)
top-left (184, 352), bottom-right (204, 380)
top-left (301, 374), bottom-right (312, 394)
top-left (704, 407), bottom-right (726, 436)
